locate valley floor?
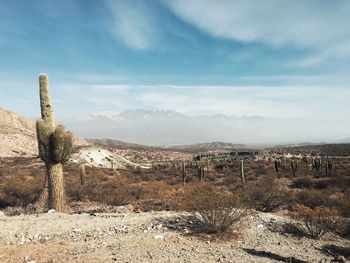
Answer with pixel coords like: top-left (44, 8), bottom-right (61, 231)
top-left (0, 209), bottom-right (348, 263)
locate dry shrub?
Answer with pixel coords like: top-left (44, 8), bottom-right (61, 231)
top-left (340, 190), bottom-right (350, 217)
top-left (295, 190), bottom-right (338, 210)
top-left (291, 204), bottom-right (340, 238)
top-left (183, 183), bottom-right (247, 234)
top-left (134, 181), bottom-right (179, 211)
top-left (85, 176), bottom-right (131, 206)
top-left (292, 177), bottom-right (315, 189)
top-left (139, 181), bottom-right (173, 199)
top-left (0, 176), bottom-right (42, 207)
top-left (293, 188), bottom-right (350, 218)
top-left (243, 175), bottom-right (290, 212)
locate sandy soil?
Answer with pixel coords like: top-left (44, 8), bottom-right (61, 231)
top-left (0, 209), bottom-right (348, 263)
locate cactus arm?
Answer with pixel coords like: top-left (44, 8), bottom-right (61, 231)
top-left (39, 73), bottom-right (55, 126)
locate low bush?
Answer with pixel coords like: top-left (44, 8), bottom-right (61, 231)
top-left (292, 177), bottom-right (315, 189)
top-left (183, 184), bottom-right (247, 234)
top-left (294, 190), bottom-right (337, 210)
top-left (291, 204), bottom-right (340, 238)
top-left (242, 175), bottom-right (290, 212)
top-left (85, 176), bottom-right (131, 206)
top-left (0, 176), bottom-right (42, 207)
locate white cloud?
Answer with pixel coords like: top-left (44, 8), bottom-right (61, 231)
top-left (104, 0), bottom-right (157, 50)
top-left (58, 83), bottom-right (350, 121)
top-left (166, 0), bottom-right (350, 64)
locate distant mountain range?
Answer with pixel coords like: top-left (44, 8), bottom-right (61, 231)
top-left (167, 142), bottom-right (245, 152)
top-left (1, 108), bottom-right (349, 156)
top-left (63, 109), bottom-right (349, 146)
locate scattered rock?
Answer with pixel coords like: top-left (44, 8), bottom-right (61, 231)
top-left (155, 224), bottom-right (163, 230)
top-left (333, 256), bottom-right (347, 263)
top-left (116, 205), bottom-right (135, 213)
top-left (153, 235), bottom-right (164, 241)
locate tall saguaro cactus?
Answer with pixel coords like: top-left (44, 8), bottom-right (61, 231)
top-left (36, 74), bottom-right (72, 211)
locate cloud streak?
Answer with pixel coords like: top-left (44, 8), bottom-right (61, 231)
top-left (56, 83), bottom-right (350, 121)
top-left (166, 0), bottom-right (350, 65)
top-left (104, 0), bottom-right (157, 50)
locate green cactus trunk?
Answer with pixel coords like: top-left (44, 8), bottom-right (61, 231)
top-left (48, 163), bottom-right (64, 211)
top-left (36, 74), bottom-right (72, 212)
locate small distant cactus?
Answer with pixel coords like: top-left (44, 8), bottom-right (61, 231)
top-left (274, 158), bottom-right (286, 175)
top-left (325, 159), bottom-right (333, 177)
top-left (79, 164), bottom-right (86, 185)
top-left (181, 161), bottom-right (187, 185)
top-left (312, 158), bottom-right (322, 178)
top-left (197, 165), bottom-right (205, 181)
top-left (291, 159), bottom-right (298, 177)
top-left (240, 160), bottom-right (245, 185)
top-left (36, 73), bottom-right (72, 211)
top-left (274, 159), bottom-right (281, 173)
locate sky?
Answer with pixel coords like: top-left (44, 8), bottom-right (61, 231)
top-left (0, 0), bottom-right (350, 126)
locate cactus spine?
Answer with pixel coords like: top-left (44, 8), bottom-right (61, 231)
top-left (36, 74), bottom-right (72, 211)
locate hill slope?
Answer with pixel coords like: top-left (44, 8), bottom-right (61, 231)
top-left (0, 108), bottom-right (37, 157)
top-left (0, 108), bottom-right (90, 158)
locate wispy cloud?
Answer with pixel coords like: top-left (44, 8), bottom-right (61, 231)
top-left (55, 83), bottom-right (350, 121)
top-left (166, 0), bottom-right (350, 65)
top-left (104, 0), bottom-right (157, 50)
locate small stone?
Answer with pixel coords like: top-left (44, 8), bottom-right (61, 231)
top-left (153, 235), bottom-right (164, 240)
top-left (333, 256), bottom-right (346, 263)
top-left (47, 209), bottom-right (56, 214)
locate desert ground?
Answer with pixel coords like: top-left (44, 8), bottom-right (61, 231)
top-left (0, 208), bottom-right (349, 263)
top-left (1, 141), bottom-right (350, 262)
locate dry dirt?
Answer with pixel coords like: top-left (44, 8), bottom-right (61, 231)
top-left (0, 209), bottom-right (348, 263)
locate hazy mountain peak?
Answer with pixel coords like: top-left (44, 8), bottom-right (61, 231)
top-left (119, 109), bottom-right (184, 118)
top-left (65, 108), bottom-right (349, 146)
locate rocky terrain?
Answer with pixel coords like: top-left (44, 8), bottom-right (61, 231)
top-left (0, 108), bottom-right (91, 158)
top-left (0, 108), bottom-right (190, 168)
top-left (70, 147), bottom-right (151, 169)
top-left (0, 209), bottom-right (348, 263)
top-left (0, 108), bottom-right (37, 158)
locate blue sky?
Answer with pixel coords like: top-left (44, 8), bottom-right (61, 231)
top-left (1, 0), bottom-right (350, 123)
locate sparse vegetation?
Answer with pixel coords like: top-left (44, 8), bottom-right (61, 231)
top-left (183, 183), bottom-right (248, 235)
top-left (242, 175), bottom-right (290, 212)
top-left (291, 204), bottom-right (341, 238)
top-left (0, 142), bottom-right (349, 262)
